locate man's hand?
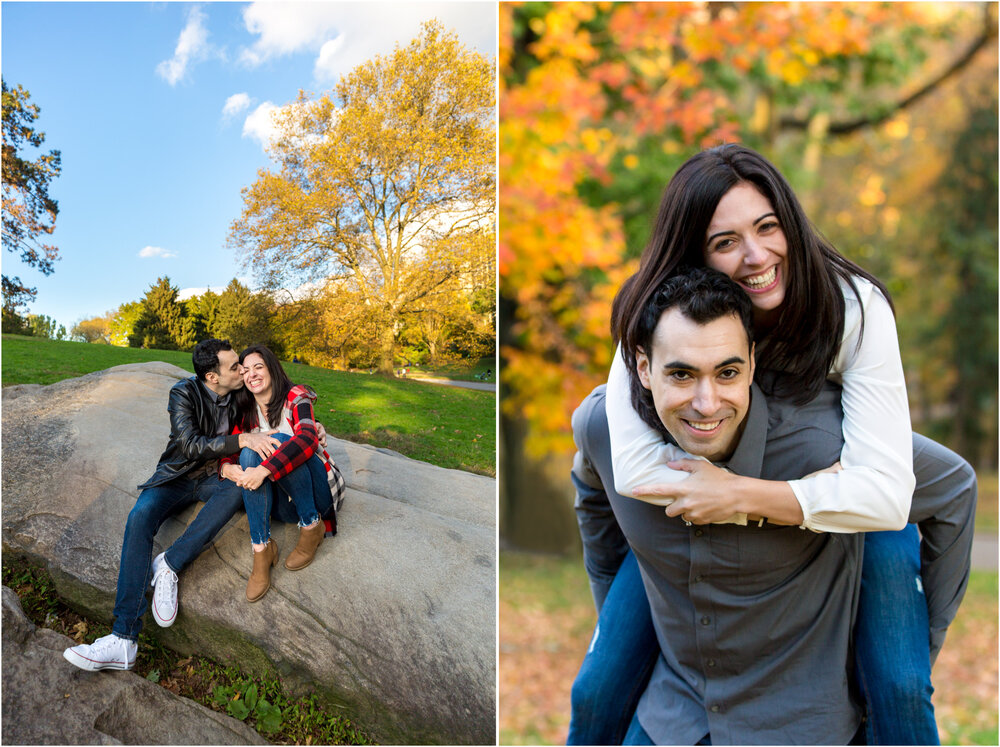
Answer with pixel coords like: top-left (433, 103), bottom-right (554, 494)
top-left (237, 464), bottom-right (272, 491)
top-left (239, 430), bottom-right (281, 459)
top-left (220, 463), bottom-right (246, 484)
top-left (316, 422), bottom-right (328, 448)
top-left (634, 459), bottom-right (742, 525)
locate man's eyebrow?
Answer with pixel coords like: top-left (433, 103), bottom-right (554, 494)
top-left (662, 356), bottom-right (746, 371)
top-left (716, 356), bottom-right (747, 368)
top-left (663, 360), bottom-right (696, 371)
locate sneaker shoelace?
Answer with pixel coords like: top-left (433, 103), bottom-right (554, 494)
top-left (90, 633), bottom-right (129, 662)
top-left (154, 567), bottom-right (178, 604)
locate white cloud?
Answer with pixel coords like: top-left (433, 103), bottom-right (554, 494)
top-left (238, 2), bottom-right (496, 81)
top-left (177, 286), bottom-right (208, 301)
top-left (313, 36), bottom-right (346, 79)
top-left (223, 92), bottom-right (252, 120)
top-left (242, 102), bottom-right (281, 147)
top-left (239, 2), bottom-right (340, 67)
top-left (138, 246), bottom-right (177, 259)
top-left (156, 6), bottom-right (215, 86)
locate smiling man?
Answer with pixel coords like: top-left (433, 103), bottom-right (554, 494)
top-left (63, 339), bottom-right (280, 672)
top-left (572, 268), bottom-right (865, 745)
top-left (634, 301), bottom-right (753, 465)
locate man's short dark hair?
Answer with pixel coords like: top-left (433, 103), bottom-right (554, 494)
top-left (625, 267), bottom-right (755, 437)
top-left (193, 339), bottom-right (233, 381)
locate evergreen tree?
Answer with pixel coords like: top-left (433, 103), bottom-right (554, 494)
top-left (130, 276), bottom-right (184, 349)
top-left (211, 279), bottom-right (277, 352)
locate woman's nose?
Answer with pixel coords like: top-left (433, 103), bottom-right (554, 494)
top-left (742, 237), bottom-right (768, 266)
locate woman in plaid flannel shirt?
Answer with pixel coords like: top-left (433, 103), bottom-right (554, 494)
top-left (219, 344), bottom-right (343, 602)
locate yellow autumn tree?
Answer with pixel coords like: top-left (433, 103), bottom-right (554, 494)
top-left (230, 20), bottom-right (496, 373)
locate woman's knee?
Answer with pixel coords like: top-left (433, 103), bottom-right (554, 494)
top-left (863, 528), bottom-right (920, 578)
top-left (240, 447), bottom-right (264, 469)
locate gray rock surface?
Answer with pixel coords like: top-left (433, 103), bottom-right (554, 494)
top-left (2, 362), bottom-right (496, 745)
top-left (2, 585), bottom-right (267, 745)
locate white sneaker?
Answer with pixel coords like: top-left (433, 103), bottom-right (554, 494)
top-left (63, 633), bottom-right (136, 671)
top-left (150, 553), bottom-right (178, 628)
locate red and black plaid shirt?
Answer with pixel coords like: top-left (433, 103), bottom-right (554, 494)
top-left (221, 385), bottom-right (334, 481)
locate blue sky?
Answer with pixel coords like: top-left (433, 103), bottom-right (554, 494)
top-left (2, 1), bottom-right (497, 332)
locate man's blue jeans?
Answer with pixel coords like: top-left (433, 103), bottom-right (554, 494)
top-left (239, 433), bottom-right (333, 545)
top-left (111, 473), bottom-right (244, 641)
top-left (567, 528), bottom-right (936, 745)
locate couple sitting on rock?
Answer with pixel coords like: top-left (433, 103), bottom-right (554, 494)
top-left (64, 339), bottom-right (345, 672)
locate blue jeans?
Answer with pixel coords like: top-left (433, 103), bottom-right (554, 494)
top-left (568, 551), bottom-right (657, 745)
top-left (855, 525), bottom-right (938, 745)
top-left (239, 433), bottom-right (333, 545)
top-left (112, 473), bottom-right (244, 641)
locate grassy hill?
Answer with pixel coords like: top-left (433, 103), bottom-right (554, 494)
top-left (1, 335), bottom-right (495, 476)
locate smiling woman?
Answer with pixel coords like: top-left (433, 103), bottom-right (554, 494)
top-left (703, 183), bottom-right (789, 330)
top-left (220, 343), bottom-right (345, 603)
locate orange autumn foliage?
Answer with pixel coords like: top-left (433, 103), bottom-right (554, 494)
top-left (500, 1), bottom-right (979, 456)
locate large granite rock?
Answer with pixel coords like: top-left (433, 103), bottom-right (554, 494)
top-left (2, 585), bottom-right (267, 745)
top-left (1, 362), bottom-right (496, 745)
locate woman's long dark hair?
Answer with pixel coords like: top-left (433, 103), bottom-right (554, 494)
top-left (235, 344), bottom-right (296, 431)
top-left (611, 143), bottom-right (892, 404)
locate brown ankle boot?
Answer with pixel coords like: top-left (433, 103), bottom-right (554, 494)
top-left (284, 521), bottom-right (325, 571)
top-left (246, 539), bottom-right (278, 602)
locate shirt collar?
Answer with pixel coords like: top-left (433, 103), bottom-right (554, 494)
top-left (198, 378), bottom-right (230, 407)
top-left (720, 381), bottom-right (767, 478)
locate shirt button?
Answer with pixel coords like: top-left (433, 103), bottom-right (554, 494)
top-left (700, 616), bottom-right (711, 625)
top-left (710, 705), bottom-right (720, 713)
top-left (694, 574), bottom-right (704, 583)
top-left (694, 529), bottom-right (704, 537)
top-left (706, 659), bottom-right (716, 667)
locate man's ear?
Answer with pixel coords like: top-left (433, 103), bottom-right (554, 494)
top-left (636, 347), bottom-right (652, 390)
top-left (748, 341), bottom-right (756, 381)
top-left (204, 369), bottom-right (219, 385)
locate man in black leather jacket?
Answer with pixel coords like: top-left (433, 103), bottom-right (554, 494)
top-left (64, 338), bottom-right (280, 672)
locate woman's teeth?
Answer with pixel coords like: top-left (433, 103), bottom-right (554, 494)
top-left (742, 266), bottom-right (776, 289)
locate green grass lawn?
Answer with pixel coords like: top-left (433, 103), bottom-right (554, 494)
top-left (2, 335), bottom-right (495, 476)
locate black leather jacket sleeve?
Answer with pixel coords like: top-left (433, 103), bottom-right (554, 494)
top-left (167, 382), bottom-right (240, 461)
top-left (137, 378), bottom-right (241, 490)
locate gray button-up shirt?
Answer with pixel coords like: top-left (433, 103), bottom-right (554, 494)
top-left (572, 381), bottom-right (863, 745)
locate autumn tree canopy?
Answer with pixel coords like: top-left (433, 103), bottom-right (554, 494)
top-left (229, 20), bottom-right (496, 373)
top-left (500, 1), bottom-right (997, 458)
top-left (1, 79), bottom-right (62, 314)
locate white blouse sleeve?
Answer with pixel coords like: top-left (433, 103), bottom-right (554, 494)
top-left (788, 279), bottom-right (914, 532)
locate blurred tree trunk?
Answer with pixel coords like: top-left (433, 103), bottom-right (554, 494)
top-left (499, 411), bottom-right (579, 553)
